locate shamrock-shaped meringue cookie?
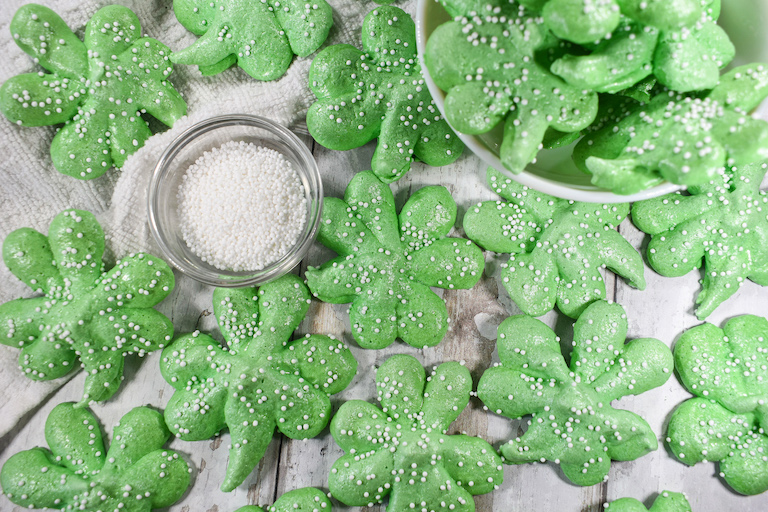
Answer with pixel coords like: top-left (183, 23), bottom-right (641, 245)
top-left (305, 171), bottom-right (484, 349)
top-left (0, 209), bottom-right (175, 406)
top-left (234, 488), bottom-right (331, 512)
top-left (517, 0), bottom-right (701, 46)
top-left (329, 354), bottom-right (503, 511)
top-left (307, 6), bottom-right (463, 183)
top-left (574, 64), bottom-right (768, 195)
top-left (0, 4), bottom-right (187, 179)
top-left (632, 161), bottom-right (768, 319)
top-left (171, 0), bottom-right (332, 80)
top-left (425, 0), bottom-right (598, 175)
top-left (479, 301), bottom-right (673, 486)
top-left (160, 274), bottom-right (357, 492)
top-left (606, 491), bottom-right (691, 512)
top-left (0, 402), bottom-right (191, 511)
top-left (463, 168), bottom-right (645, 318)
top-left (667, 315), bottom-right (768, 495)
top-left (549, 0), bottom-right (734, 94)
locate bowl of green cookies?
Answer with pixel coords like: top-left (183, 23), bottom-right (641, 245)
top-left (416, 0), bottom-right (768, 203)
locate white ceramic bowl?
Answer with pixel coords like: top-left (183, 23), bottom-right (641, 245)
top-left (416, 0), bottom-right (768, 202)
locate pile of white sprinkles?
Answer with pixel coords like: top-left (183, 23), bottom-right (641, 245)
top-left (177, 141), bottom-right (307, 271)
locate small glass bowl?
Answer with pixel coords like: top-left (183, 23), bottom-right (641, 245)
top-left (148, 115), bottom-right (323, 287)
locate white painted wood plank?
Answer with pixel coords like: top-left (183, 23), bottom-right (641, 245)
top-left (3, 142), bottom-right (768, 512)
top-left (2, 72), bottom-right (768, 512)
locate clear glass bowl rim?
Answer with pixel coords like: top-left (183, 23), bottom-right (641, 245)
top-left (147, 114), bottom-right (323, 287)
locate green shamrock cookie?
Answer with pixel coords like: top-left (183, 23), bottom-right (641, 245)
top-left (0, 209), bottom-right (175, 406)
top-left (329, 354), bottom-right (503, 511)
top-left (606, 491), bottom-right (691, 512)
top-left (234, 488), bottom-right (331, 512)
top-left (549, 20), bottom-right (661, 95)
top-left (631, 161), bottom-right (768, 319)
top-left (650, 0), bottom-right (735, 92)
top-left (550, 1), bottom-right (735, 94)
top-left (160, 274), bottom-right (357, 492)
top-left (667, 315), bottom-right (768, 495)
top-left (479, 300), bottom-right (673, 486)
top-left (517, 0), bottom-right (622, 45)
top-left (171, 0), bottom-right (332, 80)
top-left (573, 64), bottom-right (768, 195)
top-left (305, 171), bottom-right (484, 349)
top-left (0, 402), bottom-right (191, 511)
top-left (425, 0), bottom-right (598, 175)
top-left (517, 0), bottom-right (701, 46)
top-left (0, 4), bottom-right (187, 180)
top-left (463, 168), bottom-right (645, 318)
top-left (307, 6), bottom-right (464, 183)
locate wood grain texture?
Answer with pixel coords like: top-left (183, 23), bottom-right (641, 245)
top-left (2, 132), bottom-right (768, 512)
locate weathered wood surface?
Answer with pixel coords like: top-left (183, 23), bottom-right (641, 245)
top-left (2, 135), bottom-right (768, 512)
top-left (1, 1), bottom-right (768, 511)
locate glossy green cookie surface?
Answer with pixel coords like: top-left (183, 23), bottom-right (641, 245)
top-left (575, 65), bottom-right (768, 194)
top-left (161, 274), bottom-right (357, 492)
top-left (172, 0), bottom-right (332, 80)
top-left (606, 491), bottom-right (691, 512)
top-left (480, 301), bottom-right (673, 486)
top-left (549, 0), bottom-right (734, 93)
top-left (632, 161), bottom-right (768, 319)
top-left (0, 403), bottom-right (191, 511)
top-left (667, 315), bottom-right (768, 495)
top-left (0, 209), bottom-right (175, 406)
top-left (308, 6), bottom-right (463, 182)
top-left (0, 4), bottom-right (187, 179)
top-left (464, 168), bottom-right (644, 318)
top-left (233, 487), bottom-right (331, 512)
top-left (329, 354), bottom-right (502, 511)
top-left (425, 0), bottom-right (598, 175)
top-left (305, 171), bottom-right (484, 349)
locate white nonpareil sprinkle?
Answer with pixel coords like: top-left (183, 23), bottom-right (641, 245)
top-left (177, 141), bottom-right (307, 271)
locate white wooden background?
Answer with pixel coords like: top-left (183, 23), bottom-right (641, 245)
top-left (2, 0), bottom-right (768, 509)
top-left (2, 135), bottom-right (768, 512)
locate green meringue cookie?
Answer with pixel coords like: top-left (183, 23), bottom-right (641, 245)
top-left (479, 301), bottom-right (673, 486)
top-left (329, 354), bottom-right (503, 511)
top-left (307, 6), bottom-right (463, 183)
top-left (305, 171), bottom-right (484, 350)
top-left (425, 0), bottom-right (598, 175)
top-left (463, 167), bottom-right (645, 318)
top-left (172, 0), bottom-right (332, 80)
top-left (234, 488), bottom-right (332, 512)
top-left (536, 0), bottom-right (622, 45)
top-left (667, 315), bottom-right (768, 495)
top-left (517, 0), bottom-right (702, 46)
top-left (631, 162), bottom-right (768, 319)
top-left (651, 0), bottom-right (735, 92)
top-left (606, 491), bottom-right (692, 512)
top-left (160, 274), bottom-right (357, 492)
top-left (0, 4), bottom-right (187, 180)
top-left (550, 0), bottom-right (734, 94)
top-left (549, 20), bottom-right (661, 94)
top-left (0, 402), bottom-right (191, 511)
top-left (0, 209), bottom-right (175, 406)
top-left (574, 64), bottom-right (768, 194)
